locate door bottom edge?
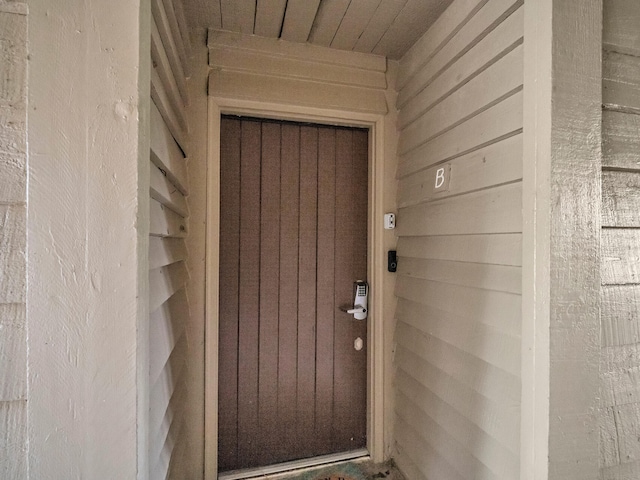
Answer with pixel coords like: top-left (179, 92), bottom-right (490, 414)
top-left (218, 449), bottom-right (370, 480)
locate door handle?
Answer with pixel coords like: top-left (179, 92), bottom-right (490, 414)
top-left (339, 280), bottom-right (368, 320)
top-left (344, 306), bottom-right (366, 315)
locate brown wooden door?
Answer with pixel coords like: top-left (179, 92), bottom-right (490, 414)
top-left (218, 116), bottom-right (368, 472)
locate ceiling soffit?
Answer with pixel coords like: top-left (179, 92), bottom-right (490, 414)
top-left (181, 0), bottom-right (454, 60)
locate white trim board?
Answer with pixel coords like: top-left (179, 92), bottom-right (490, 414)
top-left (205, 96), bottom-right (388, 479)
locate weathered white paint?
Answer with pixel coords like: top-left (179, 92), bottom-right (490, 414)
top-left (0, 5), bottom-right (27, 478)
top-left (27, 1), bottom-right (151, 479)
top-left (205, 31), bottom-right (398, 477)
top-left (522, 0), bottom-right (602, 479)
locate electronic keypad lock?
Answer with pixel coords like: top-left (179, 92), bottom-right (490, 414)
top-left (340, 280), bottom-right (368, 320)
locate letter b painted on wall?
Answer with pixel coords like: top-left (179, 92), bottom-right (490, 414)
top-left (433, 164), bottom-right (451, 193)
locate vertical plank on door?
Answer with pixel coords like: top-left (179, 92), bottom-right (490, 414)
top-left (219, 118), bottom-right (368, 471)
top-left (315, 127), bottom-right (337, 454)
top-left (297, 126), bottom-right (319, 458)
top-left (218, 118), bottom-right (241, 471)
top-left (333, 128), bottom-right (368, 451)
top-left (258, 122), bottom-right (281, 464)
top-left (333, 128), bottom-right (356, 450)
top-left (351, 129), bottom-right (369, 444)
top-left (277, 124), bottom-right (301, 459)
top-left (237, 120), bottom-right (261, 467)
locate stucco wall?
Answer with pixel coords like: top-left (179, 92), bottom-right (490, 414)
top-left (0, 2), bottom-right (28, 477)
top-left (27, 0), bottom-right (150, 477)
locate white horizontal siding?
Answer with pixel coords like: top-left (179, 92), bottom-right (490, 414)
top-left (148, 2), bottom-right (192, 478)
top-left (393, 0), bottom-right (523, 477)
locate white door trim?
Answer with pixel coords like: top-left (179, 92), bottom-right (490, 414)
top-left (204, 97), bottom-right (387, 479)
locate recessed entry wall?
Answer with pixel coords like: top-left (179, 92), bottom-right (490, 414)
top-left (206, 27), bottom-right (399, 473)
top-left (393, 0), bottom-right (524, 478)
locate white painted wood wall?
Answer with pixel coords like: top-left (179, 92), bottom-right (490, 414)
top-left (0, 3), bottom-right (27, 478)
top-left (600, 0), bottom-right (640, 477)
top-left (393, 0), bottom-right (523, 478)
top-left (149, 0), bottom-right (195, 478)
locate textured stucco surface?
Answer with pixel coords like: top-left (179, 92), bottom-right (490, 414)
top-left (27, 0), bottom-right (149, 477)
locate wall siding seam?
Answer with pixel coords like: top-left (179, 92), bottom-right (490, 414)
top-left (398, 0), bottom-right (491, 89)
top-left (394, 414), bottom-right (468, 480)
top-left (395, 388), bottom-right (519, 477)
top-left (601, 166), bottom-right (640, 174)
top-left (150, 196), bottom-right (188, 219)
top-left (395, 324), bottom-right (521, 382)
top-left (396, 92), bottom-right (524, 177)
top-left (603, 43), bottom-right (640, 59)
top-left (394, 358), bottom-right (521, 418)
top-left (395, 394), bottom-right (509, 480)
top-left (397, 0), bottom-right (524, 107)
top-left (398, 85), bottom-right (523, 157)
top-left (398, 2), bottom-right (524, 110)
top-left (0, 4), bottom-right (27, 15)
top-left (396, 129), bottom-right (523, 180)
top-left (397, 178), bottom-right (524, 210)
top-left (400, 0), bottom-right (493, 86)
top-left (396, 268), bottom-right (523, 295)
top-left (397, 256), bottom-right (521, 269)
top-left (603, 104), bottom-right (640, 116)
top-left (400, 37), bottom-right (524, 128)
top-left (148, 2), bottom-right (191, 474)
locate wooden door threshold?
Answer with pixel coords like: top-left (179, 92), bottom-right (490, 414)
top-left (218, 449), bottom-right (369, 480)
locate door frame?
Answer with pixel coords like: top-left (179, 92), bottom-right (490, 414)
top-left (204, 96), bottom-right (388, 479)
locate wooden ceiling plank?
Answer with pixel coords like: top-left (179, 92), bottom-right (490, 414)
top-left (353, 0), bottom-right (408, 53)
top-left (281, 0), bottom-right (322, 43)
top-left (254, 0), bottom-right (287, 37)
top-left (308, 0), bottom-right (351, 47)
top-left (374, 0), bottom-right (453, 59)
top-left (221, 0), bottom-right (256, 34)
top-left (331, 0), bottom-right (382, 51)
top-left (182, 0), bottom-right (221, 29)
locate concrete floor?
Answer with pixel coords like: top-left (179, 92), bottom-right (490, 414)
top-left (357, 459), bottom-right (406, 480)
top-left (266, 459), bottom-right (406, 480)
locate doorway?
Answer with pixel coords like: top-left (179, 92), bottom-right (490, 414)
top-left (217, 116), bottom-right (369, 473)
